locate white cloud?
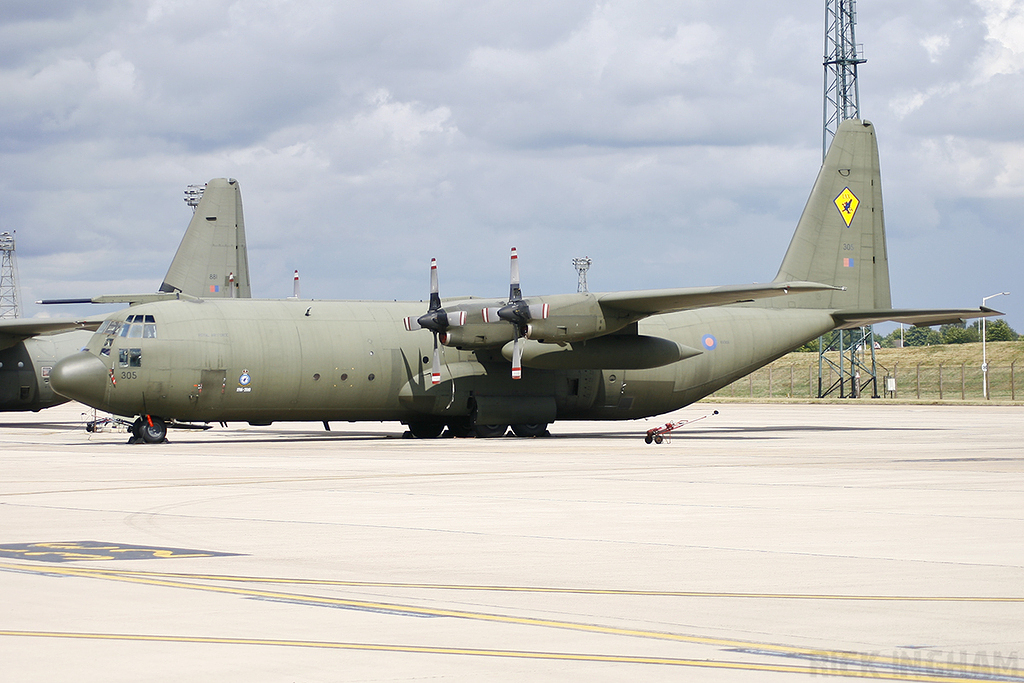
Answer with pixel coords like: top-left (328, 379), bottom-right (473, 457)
top-left (0, 0), bottom-right (1020, 330)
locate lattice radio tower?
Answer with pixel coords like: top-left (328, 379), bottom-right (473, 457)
top-left (823, 0), bottom-right (866, 159)
top-left (0, 231), bottom-right (20, 319)
top-left (184, 184), bottom-right (206, 213)
top-left (572, 257), bottom-right (591, 293)
top-left (818, 0), bottom-right (879, 398)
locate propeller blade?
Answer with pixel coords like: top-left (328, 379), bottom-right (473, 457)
top-left (509, 247), bottom-right (522, 302)
top-left (431, 333), bottom-right (441, 385)
top-left (511, 332), bottom-right (523, 380)
top-left (528, 303), bottom-right (549, 320)
top-left (404, 316), bottom-right (423, 331)
top-left (482, 306), bottom-right (501, 323)
top-left (428, 258), bottom-right (441, 312)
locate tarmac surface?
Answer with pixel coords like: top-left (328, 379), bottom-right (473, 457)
top-left (1, 401), bottom-right (1022, 682)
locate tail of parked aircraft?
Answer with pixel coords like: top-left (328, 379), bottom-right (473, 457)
top-left (160, 178), bottom-right (252, 298)
top-left (770, 119), bottom-right (891, 311)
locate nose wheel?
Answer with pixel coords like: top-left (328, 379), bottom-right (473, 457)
top-left (130, 415), bottom-right (168, 444)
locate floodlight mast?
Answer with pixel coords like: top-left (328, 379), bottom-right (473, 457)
top-left (823, 0), bottom-right (866, 159)
top-left (0, 231), bottom-right (20, 319)
top-left (184, 184), bottom-right (205, 214)
top-left (982, 291), bottom-right (1010, 399)
top-left (572, 257), bottom-right (592, 293)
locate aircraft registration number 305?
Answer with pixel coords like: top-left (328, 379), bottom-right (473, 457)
top-left (120, 371), bottom-right (137, 380)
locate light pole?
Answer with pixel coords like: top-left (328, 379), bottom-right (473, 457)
top-left (982, 291), bottom-right (1010, 399)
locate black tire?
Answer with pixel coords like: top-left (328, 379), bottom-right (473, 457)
top-left (653, 434), bottom-right (663, 444)
top-left (408, 421), bottom-right (446, 439)
top-left (644, 434), bottom-right (653, 444)
top-left (446, 418), bottom-right (474, 438)
top-left (473, 424), bottom-right (508, 438)
top-left (511, 423), bottom-right (547, 438)
top-left (140, 416), bottom-right (167, 444)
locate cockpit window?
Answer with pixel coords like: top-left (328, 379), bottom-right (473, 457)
top-left (114, 315), bottom-right (157, 339)
top-left (119, 348), bottom-right (142, 367)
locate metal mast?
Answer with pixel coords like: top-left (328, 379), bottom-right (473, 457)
top-left (0, 231), bottom-right (20, 319)
top-left (572, 257), bottom-right (591, 293)
top-left (818, 0), bottom-right (878, 398)
top-left (184, 184), bottom-right (206, 213)
top-left (823, 0), bottom-right (866, 159)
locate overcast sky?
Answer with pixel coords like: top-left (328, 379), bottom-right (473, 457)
top-left (2, 0), bottom-right (1021, 332)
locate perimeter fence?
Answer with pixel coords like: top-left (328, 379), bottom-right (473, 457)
top-left (711, 361), bottom-right (1020, 401)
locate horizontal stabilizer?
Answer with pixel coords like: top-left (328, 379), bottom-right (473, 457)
top-left (831, 307), bottom-right (1003, 329)
top-left (599, 281), bottom-right (842, 316)
top-left (39, 292), bottom-right (201, 306)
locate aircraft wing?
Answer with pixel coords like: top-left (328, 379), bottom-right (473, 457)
top-left (598, 281), bottom-right (842, 316)
top-left (831, 307), bottom-right (1003, 329)
top-left (0, 317), bottom-right (104, 350)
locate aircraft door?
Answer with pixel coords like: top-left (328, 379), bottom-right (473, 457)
top-left (197, 369), bottom-right (227, 409)
top-left (601, 369), bottom-right (626, 408)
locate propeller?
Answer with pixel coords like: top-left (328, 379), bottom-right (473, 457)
top-left (486, 247), bottom-right (548, 380)
top-left (404, 259), bottom-right (465, 384)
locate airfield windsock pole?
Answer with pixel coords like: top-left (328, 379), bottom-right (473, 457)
top-left (293, 270), bottom-right (300, 299)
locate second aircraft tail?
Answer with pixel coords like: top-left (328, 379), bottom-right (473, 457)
top-left (159, 178), bottom-right (252, 298)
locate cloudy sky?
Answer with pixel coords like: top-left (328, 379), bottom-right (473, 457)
top-left (2, 0), bottom-right (1021, 332)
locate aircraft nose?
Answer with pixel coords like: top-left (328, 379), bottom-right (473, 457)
top-left (50, 351), bottom-right (109, 407)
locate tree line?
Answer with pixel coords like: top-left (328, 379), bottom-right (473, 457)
top-left (796, 320), bottom-right (1018, 352)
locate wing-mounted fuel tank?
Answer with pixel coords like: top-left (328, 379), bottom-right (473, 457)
top-left (500, 334), bottom-right (702, 370)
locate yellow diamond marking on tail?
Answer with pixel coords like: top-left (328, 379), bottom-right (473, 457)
top-left (834, 187), bottom-right (859, 227)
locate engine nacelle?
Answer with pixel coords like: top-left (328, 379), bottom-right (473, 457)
top-left (520, 293), bottom-right (609, 343)
top-left (440, 323), bottom-right (516, 349)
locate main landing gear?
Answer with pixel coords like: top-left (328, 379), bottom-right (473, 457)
top-left (129, 415), bottom-right (168, 444)
top-left (404, 420), bottom-right (550, 439)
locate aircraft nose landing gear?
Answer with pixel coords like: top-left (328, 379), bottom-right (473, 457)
top-left (129, 415), bottom-right (168, 444)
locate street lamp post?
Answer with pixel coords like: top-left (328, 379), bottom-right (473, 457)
top-left (982, 291), bottom-right (1010, 399)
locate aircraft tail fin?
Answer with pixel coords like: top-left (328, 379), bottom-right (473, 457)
top-left (159, 178), bottom-right (252, 298)
top-left (770, 119), bottom-right (891, 311)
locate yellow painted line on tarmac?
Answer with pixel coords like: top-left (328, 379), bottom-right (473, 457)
top-left (4, 562), bottom-right (1021, 602)
top-left (0, 630), bottom-right (1012, 682)
top-left (2, 561), bottom-right (1018, 680)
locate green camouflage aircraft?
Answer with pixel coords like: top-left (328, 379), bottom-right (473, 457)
top-left (50, 121), bottom-right (997, 442)
top-left (0, 178), bottom-right (251, 412)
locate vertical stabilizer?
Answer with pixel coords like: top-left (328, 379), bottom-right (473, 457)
top-left (771, 119), bottom-right (891, 310)
top-left (160, 178), bottom-right (252, 298)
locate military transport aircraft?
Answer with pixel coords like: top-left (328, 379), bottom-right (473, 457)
top-left (0, 178), bottom-right (251, 412)
top-left (50, 121), bottom-right (997, 442)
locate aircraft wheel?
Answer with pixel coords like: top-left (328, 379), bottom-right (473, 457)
top-left (511, 423), bottom-right (547, 438)
top-left (140, 416), bottom-right (168, 444)
top-left (408, 421), bottom-right (446, 439)
top-left (653, 434), bottom-right (663, 445)
top-left (473, 424), bottom-right (507, 438)
top-left (446, 419), bottom-right (473, 438)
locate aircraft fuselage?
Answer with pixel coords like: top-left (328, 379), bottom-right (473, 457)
top-left (54, 298), bottom-right (836, 426)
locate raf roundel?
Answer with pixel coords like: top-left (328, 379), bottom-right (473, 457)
top-left (701, 334), bottom-right (717, 351)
